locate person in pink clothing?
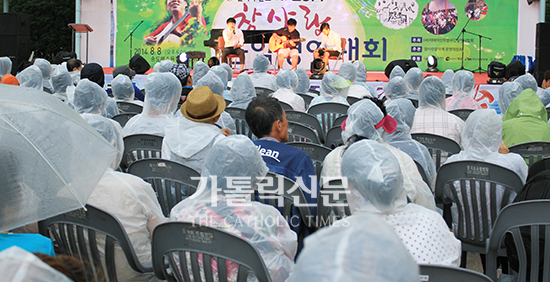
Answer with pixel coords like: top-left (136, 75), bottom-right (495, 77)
top-left (445, 70), bottom-right (482, 111)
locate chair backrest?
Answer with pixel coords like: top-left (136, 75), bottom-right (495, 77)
top-left (411, 133), bottom-right (461, 169)
top-left (287, 121), bottom-right (321, 144)
top-left (317, 179), bottom-right (351, 227)
top-left (127, 158), bottom-right (200, 217)
top-left (225, 107), bottom-right (255, 139)
top-left (116, 101), bottom-right (143, 114)
top-left (414, 160), bottom-right (430, 188)
top-left (435, 160), bottom-right (524, 252)
top-left (333, 114), bottom-right (347, 128)
top-left (526, 157), bottom-right (550, 182)
top-left (346, 96), bottom-right (361, 105)
top-left (419, 264), bottom-right (492, 282)
top-left (449, 109), bottom-right (475, 121)
top-left (285, 110), bottom-right (324, 143)
top-left (38, 205), bottom-right (153, 282)
top-left (340, 38), bottom-right (346, 52)
top-left (307, 102), bottom-right (349, 134)
top-left (112, 113), bottom-right (137, 128)
top-left (255, 87), bottom-right (275, 97)
top-left (486, 200), bottom-right (550, 282)
top-left (297, 93), bottom-right (314, 108)
top-left (324, 125), bottom-right (343, 149)
top-left (308, 88), bottom-right (320, 95)
top-left (279, 100), bottom-right (293, 112)
top-left (152, 222), bottom-right (273, 282)
top-left (287, 142), bottom-right (332, 180)
top-left (121, 134), bottom-right (164, 171)
top-left (509, 141), bottom-right (550, 167)
top-left (217, 36), bottom-right (225, 49)
top-left (409, 98), bottom-right (419, 108)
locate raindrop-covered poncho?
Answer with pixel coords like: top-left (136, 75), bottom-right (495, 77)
top-left (389, 65), bottom-right (405, 79)
top-left (445, 70), bottom-right (481, 111)
top-left (295, 67), bottom-right (310, 94)
top-left (309, 72), bottom-right (350, 108)
top-left (270, 69), bottom-right (306, 112)
top-left (192, 61), bottom-right (210, 87)
top-left (0, 57), bottom-right (12, 77)
top-left (194, 72), bottom-right (237, 134)
top-left (228, 72), bottom-right (256, 109)
top-left (440, 69), bottom-right (454, 96)
top-left (122, 72), bottom-right (181, 137)
top-left (51, 65), bottom-right (74, 103)
top-left (249, 55), bottom-right (278, 91)
top-left (111, 74), bottom-right (140, 104)
top-left (73, 78), bottom-right (107, 114)
top-left (498, 81), bottom-right (523, 116)
top-left (347, 61), bottom-right (376, 99)
top-left (157, 60), bottom-right (176, 72)
top-left (79, 63), bottom-right (119, 118)
top-left (211, 65), bottom-right (232, 101)
top-left (34, 59), bottom-right (53, 93)
top-left (404, 67), bottom-right (423, 101)
top-left (384, 76), bottom-right (409, 101)
top-left (341, 140), bottom-right (461, 266)
top-left (16, 65), bottom-right (43, 90)
top-left (170, 135), bottom-right (297, 282)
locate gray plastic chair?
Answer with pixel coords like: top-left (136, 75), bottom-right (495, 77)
top-left (225, 107), bottom-right (256, 139)
top-left (287, 142), bottom-right (332, 180)
top-left (116, 101), bottom-right (143, 114)
top-left (486, 200), bottom-right (550, 282)
top-left (411, 133), bottom-right (461, 169)
top-left (127, 158), bottom-right (200, 217)
top-left (435, 160), bottom-right (524, 264)
top-left (449, 109), bottom-right (475, 121)
top-left (112, 113), bottom-right (137, 127)
top-left (307, 102), bottom-right (349, 134)
top-left (324, 125), bottom-right (344, 149)
top-left (279, 100), bottom-right (293, 112)
top-left (419, 264), bottom-right (492, 282)
top-left (255, 87), bottom-right (274, 97)
top-left (333, 114), bottom-right (347, 128)
top-left (509, 141), bottom-right (550, 167)
top-left (152, 222), bottom-right (273, 282)
top-left (287, 121), bottom-right (321, 144)
top-left (38, 204), bottom-right (153, 282)
top-left (414, 160), bottom-right (430, 188)
top-left (317, 179), bottom-right (351, 227)
top-left (346, 96), bottom-right (361, 105)
top-left (285, 110), bottom-right (325, 144)
top-left (297, 93), bottom-right (314, 108)
top-left (121, 134), bottom-right (163, 171)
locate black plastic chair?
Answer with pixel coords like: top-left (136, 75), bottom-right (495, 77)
top-left (285, 110), bottom-right (325, 144)
top-left (411, 133), bottom-right (461, 169)
top-left (526, 157), bottom-right (550, 182)
top-left (152, 222), bottom-right (273, 282)
top-left (346, 96), bottom-right (361, 105)
top-left (287, 142), bottom-right (332, 180)
top-left (486, 200), bottom-right (550, 282)
top-left (509, 141), bottom-right (550, 167)
top-left (419, 264), bottom-right (492, 282)
top-left (409, 98), bottom-right (419, 108)
top-left (449, 109), bottom-right (475, 121)
top-left (414, 160), bottom-right (430, 189)
top-left (287, 121), bottom-right (321, 144)
top-left (297, 93), bottom-right (314, 108)
top-left (121, 134), bottom-right (163, 171)
top-left (255, 87), bottom-right (274, 97)
top-left (324, 125), bottom-right (344, 149)
top-left (225, 107), bottom-right (255, 139)
top-left (116, 101), bottom-right (143, 114)
top-left (127, 158), bottom-right (200, 217)
top-left (308, 88), bottom-right (320, 95)
top-left (38, 205), bottom-right (153, 282)
top-left (317, 179), bottom-right (351, 227)
top-left (333, 115), bottom-right (347, 128)
top-left (112, 113), bottom-right (137, 127)
top-left (279, 100), bottom-right (293, 112)
top-left (307, 102), bottom-right (349, 134)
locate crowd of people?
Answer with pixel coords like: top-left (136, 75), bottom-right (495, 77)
top-left (2, 49), bottom-right (550, 281)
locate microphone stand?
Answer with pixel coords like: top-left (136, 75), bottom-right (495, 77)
top-left (455, 17), bottom-right (472, 71)
top-left (463, 30), bottom-right (492, 73)
top-left (124, 20), bottom-right (144, 60)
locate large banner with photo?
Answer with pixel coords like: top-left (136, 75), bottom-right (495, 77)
top-left (116, 0), bottom-right (518, 71)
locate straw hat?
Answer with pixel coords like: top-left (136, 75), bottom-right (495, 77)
top-left (181, 86), bottom-right (226, 122)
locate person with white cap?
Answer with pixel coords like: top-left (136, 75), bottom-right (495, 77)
top-left (308, 71), bottom-right (350, 108)
top-left (72, 79), bottom-right (108, 115)
top-left (80, 63), bottom-right (120, 118)
top-left (347, 61), bottom-right (377, 99)
top-left (270, 69), bottom-right (306, 112)
top-left (445, 70), bottom-right (482, 111)
top-left (249, 55), bottom-right (278, 91)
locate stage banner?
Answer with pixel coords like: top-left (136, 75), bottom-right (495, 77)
top-left (116, 0), bottom-right (518, 71)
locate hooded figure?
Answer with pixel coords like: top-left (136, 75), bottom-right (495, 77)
top-left (211, 65), bottom-right (232, 101)
top-left (440, 69), bottom-right (454, 96)
top-left (33, 59), bottom-right (53, 93)
top-left (445, 109), bottom-right (528, 239)
top-left (83, 114), bottom-right (167, 282)
top-left (341, 140), bottom-right (461, 266)
top-left (170, 135), bottom-right (297, 282)
top-left (0, 57), bottom-right (12, 77)
top-left (410, 76), bottom-right (464, 147)
top-left (0, 247), bottom-right (73, 282)
top-left (513, 73), bottom-right (538, 93)
top-left (295, 67), bottom-right (311, 95)
top-left (73, 79), bottom-right (107, 114)
top-left (498, 81), bottom-right (523, 115)
top-left (404, 67), bottom-right (423, 101)
top-left (228, 72), bottom-right (256, 109)
top-left (156, 60), bottom-right (176, 72)
top-left (80, 63), bottom-right (119, 118)
top-left (270, 69), bottom-right (306, 112)
top-left (191, 61), bottom-right (210, 87)
top-left (51, 65), bottom-right (74, 103)
top-left (386, 98), bottom-right (437, 189)
top-left (221, 63), bottom-right (233, 82)
top-left (389, 65), bottom-right (405, 79)
top-left (122, 72), bottom-right (181, 137)
top-left (194, 72), bottom-right (237, 134)
top-left (502, 88), bottom-right (550, 147)
top-left (348, 61), bottom-right (376, 99)
top-left (249, 55), bottom-right (278, 91)
top-left (16, 65), bottom-right (43, 90)
top-left (384, 76), bottom-right (409, 101)
top-left (111, 74), bottom-right (142, 106)
top-left (309, 72), bottom-right (350, 108)
top-left (445, 70), bottom-right (481, 111)
top-left (286, 213), bottom-right (420, 282)
top-left (321, 99), bottom-right (436, 210)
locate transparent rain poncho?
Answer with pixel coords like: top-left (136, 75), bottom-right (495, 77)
top-left (441, 69), bottom-right (454, 95)
top-left (51, 65), bottom-right (73, 103)
top-left (211, 66), bottom-right (232, 101)
top-left (157, 60), bottom-right (176, 73)
top-left (228, 72), bottom-right (256, 109)
top-left (286, 213), bottom-right (419, 282)
top-left (309, 72), bottom-right (350, 107)
top-left (339, 62), bottom-right (357, 84)
top-left (513, 73), bottom-right (538, 93)
top-left (221, 63), bottom-right (233, 82)
top-left (192, 61), bottom-right (210, 87)
top-left (73, 78), bottom-right (107, 114)
top-left (446, 70), bottom-right (481, 111)
top-left (341, 140), bottom-right (461, 266)
top-left (295, 67), bottom-right (311, 95)
top-left (122, 72), bottom-right (181, 137)
top-left (404, 67), bottom-right (423, 101)
top-left (34, 58), bottom-right (53, 93)
top-left (249, 55), bottom-right (278, 91)
top-left (0, 57), bottom-right (12, 77)
top-left (170, 135), bottom-right (297, 282)
top-left (419, 76), bottom-right (446, 109)
top-left (386, 98), bottom-right (437, 189)
top-left (389, 65), bottom-right (405, 79)
top-left (81, 113), bottom-right (124, 169)
top-left (111, 74), bottom-right (135, 101)
top-left (195, 73), bottom-right (237, 134)
top-left (0, 247), bottom-right (73, 282)
top-left (16, 65), bottom-right (43, 90)
top-left (270, 69), bottom-right (306, 111)
top-left (102, 97), bottom-right (120, 119)
top-left (384, 76), bottom-right (409, 101)
top-left (498, 82), bottom-right (523, 115)
top-left (348, 61), bottom-right (376, 99)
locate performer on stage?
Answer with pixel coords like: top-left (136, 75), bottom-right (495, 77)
top-left (272, 19), bottom-right (301, 71)
top-left (222, 18), bottom-right (245, 73)
top-left (313, 23), bottom-right (341, 69)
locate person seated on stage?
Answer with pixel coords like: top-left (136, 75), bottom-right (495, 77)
top-left (211, 65), bottom-right (232, 101)
top-left (66, 58), bottom-right (82, 85)
top-left (404, 67), bottom-right (424, 102)
top-left (207, 56), bottom-right (219, 68)
top-left (440, 69), bottom-right (454, 96)
top-left (222, 17), bottom-right (245, 73)
top-left (270, 69), bottom-right (306, 112)
top-left (163, 86), bottom-right (229, 173)
top-left (228, 72), bottom-right (256, 110)
top-left (0, 57), bottom-right (12, 78)
top-left (111, 74), bottom-right (143, 107)
top-left (169, 64), bottom-right (193, 108)
top-left (51, 65), bottom-right (74, 103)
top-left (313, 23), bottom-right (341, 69)
top-left (143, 0), bottom-right (205, 46)
top-left (446, 70), bottom-right (481, 111)
top-left (191, 61), bottom-right (209, 87)
top-left (389, 65), bottom-right (405, 79)
top-left (309, 72), bottom-right (350, 108)
top-left (347, 61), bottom-right (376, 99)
top-left (249, 55), bottom-right (278, 91)
top-left (80, 63), bottom-right (120, 118)
top-left (33, 58), bottom-right (54, 94)
top-left (340, 140), bottom-right (461, 266)
top-left (272, 18), bottom-right (301, 71)
top-left (194, 72), bottom-right (237, 134)
top-left (109, 65), bottom-right (145, 101)
top-left (383, 76), bottom-right (409, 102)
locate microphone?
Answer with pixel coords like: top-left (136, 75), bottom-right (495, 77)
top-left (233, 29), bottom-right (236, 34)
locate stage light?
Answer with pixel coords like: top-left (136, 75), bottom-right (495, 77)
top-left (426, 55), bottom-right (438, 72)
top-left (177, 52), bottom-right (188, 65)
top-left (310, 58), bottom-right (326, 79)
top-left (487, 61), bottom-right (506, 84)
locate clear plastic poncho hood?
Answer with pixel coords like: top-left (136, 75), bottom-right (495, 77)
top-left (461, 109), bottom-right (502, 158)
top-left (221, 63), bottom-right (233, 81)
top-left (295, 67), bottom-right (310, 94)
top-left (51, 65), bottom-right (73, 94)
top-left (211, 66), bottom-right (229, 89)
top-left (0, 247), bottom-right (73, 282)
top-left (16, 65), bottom-right (43, 90)
top-left (513, 73), bottom-right (538, 92)
top-left (111, 74), bottom-right (135, 101)
top-left (34, 58), bottom-right (52, 80)
top-left (196, 72), bottom-right (224, 96)
top-left (276, 69), bottom-right (298, 90)
top-left (419, 76), bottom-right (446, 109)
top-left (498, 81), bottom-right (523, 115)
top-left (0, 57), bottom-right (12, 77)
top-left (320, 71), bottom-right (350, 99)
top-left (73, 78), bottom-right (107, 114)
top-left (386, 98), bottom-right (416, 137)
top-left (339, 62), bottom-right (357, 83)
top-left (353, 61), bottom-right (367, 85)
top-left (389, 65), bottom-right (405, 79)
top-left (253, 54), bottom-right (270, 73)
top-left (404, 67), bottom-right (423, 91)
top-left (341, 99), bottom-right (385, 144)
top-left (452, 70), bottom-right (475, 97)
top-left (192, 61), bottom-right (210, 86)
top-left (81, 113), bottom-right (123, 169)
top-left (143, 72), bottom-right (181, 116)
top-left (229, 72), bottom-right (256, 109)
top-left (441, 69), bottom-right (454, 95)
top-left (384, 77), bottom-right (409, 100)
top-left (157, 60), bottom-right (176, 72)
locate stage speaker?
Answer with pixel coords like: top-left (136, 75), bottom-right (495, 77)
top-left (129, 54), bottom-right (150, 74)
top-left (0, 13), bottom-right (30, 35)
top-left (535, 22), bottom-right (550, 86)
top-left (384, 59), bottom-right (418, 79)
top-left (0, 35), bottom-right (30, 75)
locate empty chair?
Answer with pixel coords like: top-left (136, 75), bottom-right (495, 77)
top-left (38, 205), bottom-right (154, 282)
top-left (112, 112), bottom-right (137, 127)
top-left (419, 264), bottom-right (492, 282)
top-left (285, 110), bottom-right (324, 144)
top-left (117, 101), bottom-right (143, 114)
top-left (412, 133), bottom-right (461, 169)
top-left (324, 125), bottom-right (343, 149)
top-left (449, 109), bottom-right (475, 121)
top-left (287, 121), bottom-right (321, 144)
top-left (121, 134), bottom-right (164, 171)
top-left (127, 158), bottom-right (200, 217)
top-left (225, 106), bottom-right (255, 139)
top-left (287, 142), bottom-right (331, 180)
top-left (509, 141), bottom-right (550, 167)
top-left (307, 102), bottom-right (349, 134)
